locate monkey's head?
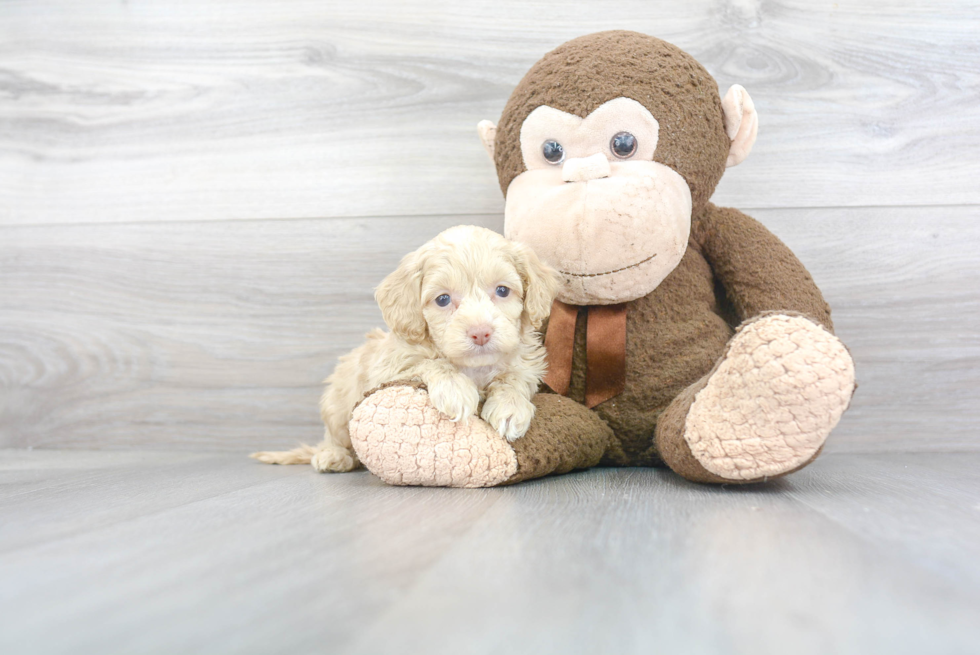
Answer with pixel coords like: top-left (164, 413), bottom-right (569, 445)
top-left (478, 31), bottom-right (758, 305)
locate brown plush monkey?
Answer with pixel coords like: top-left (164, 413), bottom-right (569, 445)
top-left (348, 31), bottom-right (855, 486)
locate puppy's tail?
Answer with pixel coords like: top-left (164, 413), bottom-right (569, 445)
top-left (250, 443), bottom-right (318, 465)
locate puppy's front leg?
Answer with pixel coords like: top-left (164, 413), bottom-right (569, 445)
top-left (482, 371), bottom-right (538, 442)
top-left (418, 361), bottom-right (480, 423)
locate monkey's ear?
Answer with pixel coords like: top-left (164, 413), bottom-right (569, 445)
top-left (477, 120), bottom-right (497, 161)
top-left (513, 242), bottom-right (560, 331)
top-left (375, 251), bottom-right (428, 344)
top-left (722, 85), bottom-right (758, 168)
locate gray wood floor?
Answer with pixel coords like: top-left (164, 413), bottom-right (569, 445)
top-left (1, 449), bottom-right (978, 655)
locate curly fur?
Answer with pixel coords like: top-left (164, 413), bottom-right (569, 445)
top-left (251, 225), bottom-right (559, 472)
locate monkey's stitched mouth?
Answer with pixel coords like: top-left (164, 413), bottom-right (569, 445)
top-left (560, 252), bottom-right (657, 278)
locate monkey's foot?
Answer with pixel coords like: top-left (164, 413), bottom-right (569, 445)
top-left (659, 314), bottom-right (856, 483)
top-left (349, 383), bottom-right (518, 488)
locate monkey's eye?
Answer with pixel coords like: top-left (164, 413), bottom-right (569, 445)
top-left (495, 286), bottom-right (510, 298)
top-left (610, 132), bottom-right (637, 159)
top-left (435, 294), bottom-right (452, 307)
top-left (542, 140), bottom-right (565, 164)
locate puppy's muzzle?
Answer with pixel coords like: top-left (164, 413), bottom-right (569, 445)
top-left (467, 324), bottom-right (494, 347)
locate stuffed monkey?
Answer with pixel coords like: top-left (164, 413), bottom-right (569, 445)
top-left (348, 31), bottom-right (855, 487)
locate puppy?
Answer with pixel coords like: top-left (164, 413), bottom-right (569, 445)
top-left (251, 225), bottom-right (560, 473)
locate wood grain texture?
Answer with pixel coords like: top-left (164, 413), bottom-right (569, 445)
top-left (1, 206), bottom-right (977, 453)
top-left (2, 0), bottom-right (979, 225)
top-left (1, 451), bottom-right (978, 654)
top-left (0, 213), bottom-right (502, 451)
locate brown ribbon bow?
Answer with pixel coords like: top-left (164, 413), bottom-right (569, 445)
top-left (543, 299), bottom-right (627, 408)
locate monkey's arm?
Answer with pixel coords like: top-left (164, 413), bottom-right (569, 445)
top-left (691, 203), bottom-right (834, 332)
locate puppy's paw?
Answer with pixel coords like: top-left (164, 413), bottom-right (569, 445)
top-left (482, 394), bottom-right (535, 442)
top-left (427, 375), bottom-right (480, 423)
top-left (310, 445), bottom-right (358, 473)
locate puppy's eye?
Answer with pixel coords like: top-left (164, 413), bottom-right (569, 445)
top-left (435, 294), bottom-right (452, 307)
top-left (542, 140), bottom-right (565, 165)
top-left (610, 131), bottom-right (637, 159)
top-left (495, 286), bottom-right (510, 298)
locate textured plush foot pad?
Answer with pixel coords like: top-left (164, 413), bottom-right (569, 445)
top-left (349, 385), bottom-right (518, 488)
top-left (685, 314), bottom-right (856, 481)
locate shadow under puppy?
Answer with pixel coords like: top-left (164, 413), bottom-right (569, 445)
top-left (252, 225), bottom-right (559, 472)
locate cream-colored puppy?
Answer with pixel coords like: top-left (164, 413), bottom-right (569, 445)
top-left (251, 225), bottom-right (559, 473)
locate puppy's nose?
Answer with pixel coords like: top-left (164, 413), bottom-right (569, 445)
top-left (562, 153), bottom-right (611, 183)
top-left (467, 324), bottom-right (494, 346)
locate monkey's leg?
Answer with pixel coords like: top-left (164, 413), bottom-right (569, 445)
top-left (349, 382), bottom-right (611, 488)
top-left (655, 313), bottom-right (855, 484)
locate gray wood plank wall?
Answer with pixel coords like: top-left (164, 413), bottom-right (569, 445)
top-left (2, 1), bottom-right (978, 453)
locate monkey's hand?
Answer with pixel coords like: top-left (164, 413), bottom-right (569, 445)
top-left (350, 382), bottom-right (520, 488)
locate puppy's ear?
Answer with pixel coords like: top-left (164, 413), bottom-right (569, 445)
top-left (512, 242), bottom-right (560, 330)
top-left (375, 250), bottom-right (427, 343)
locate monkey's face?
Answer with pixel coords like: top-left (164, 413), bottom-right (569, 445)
top-left (503, 98), bottom-right (692, 306)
